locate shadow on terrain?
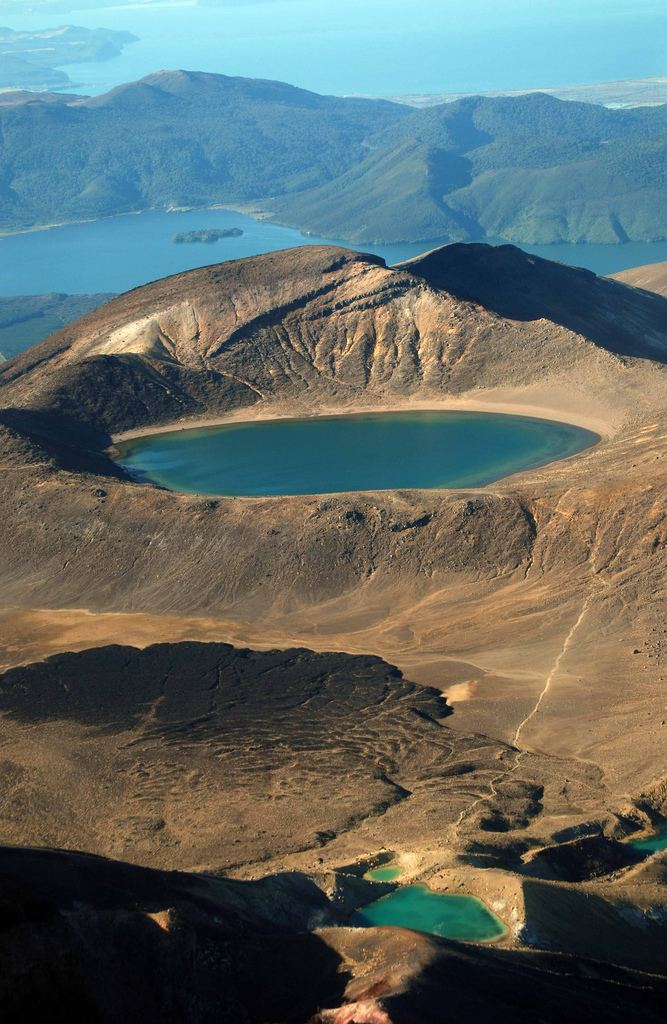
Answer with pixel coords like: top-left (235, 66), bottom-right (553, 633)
top-left (0, 641), bottom-right (444, 730)
top-left (0, 406), bottom-right (121, 477)
top-left (3, 846), bottom-right (667, 1024)
top-left (315, 917), bottom-right (667, 1024)
top-left (521, 835), bottom-right (645, 882)
top-left (401, 242), bottom-right (667, 361)
top-left (521, 878), bottom-right (667, 975)
top-left (0, 846), bottom-right (348, 1023)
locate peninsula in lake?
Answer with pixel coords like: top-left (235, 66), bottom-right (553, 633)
top-left (0, 24), bottom-right (137, 91)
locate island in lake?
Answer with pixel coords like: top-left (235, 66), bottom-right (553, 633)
top-left (172, 227), bottom-right (244, 244)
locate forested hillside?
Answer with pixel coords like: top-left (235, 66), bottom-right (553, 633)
top-left (2, 70), bottom-right (667, 244)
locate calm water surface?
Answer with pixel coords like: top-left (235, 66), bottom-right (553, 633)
top-left (116, 411), bottom-right (598, 497)
top-left (0, 209), bottom-right (430, 296)
top-left (630, 823), bottom-right (667, 853)
top-left (6, 2), bottom-right (667, 98)
top-left (364, 865), bottom-right (403, 882)
top-left (352, 884), bottom-right (506, 942)
top-left (3, 208), bottom-right (667, 299)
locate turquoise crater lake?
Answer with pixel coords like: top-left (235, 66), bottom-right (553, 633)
top-left (629, 823), bottom-right (667, 853)
top-left (115, 411), bottom-right (598, 498)
top-left (352, 884), bottom-right (507, 942)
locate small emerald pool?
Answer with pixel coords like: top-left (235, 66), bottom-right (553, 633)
top-left (115, 411), bottom-right (597, 497)
top-left (364, 865), bottom-right (403, 882)
top-left (352, 884), bottom-right (507, 942)
top-left (630, 823), bottom-right (667, 853)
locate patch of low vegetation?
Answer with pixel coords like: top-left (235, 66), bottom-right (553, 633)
top-left (0, 71), bottom-right (406, 230)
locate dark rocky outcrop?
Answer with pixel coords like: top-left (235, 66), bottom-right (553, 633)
top-left (523, 836), bottom-right (646, 882)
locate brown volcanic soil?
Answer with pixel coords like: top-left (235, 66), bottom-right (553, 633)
top-left (1, 244), bottom-right (666, 787)
top-left (612, 259), bottom-right (667, 297)
top-left (1, 243), bottom-right (667, 984)
top-left (0, 640), bottom-right (620, 882)
top-left (2, 639), bottom-right (667, 983)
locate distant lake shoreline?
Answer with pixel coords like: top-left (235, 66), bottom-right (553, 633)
top-left (3, 205), bottom-right (667, 297)
top-left (2, 202), bottom-right (666, 257)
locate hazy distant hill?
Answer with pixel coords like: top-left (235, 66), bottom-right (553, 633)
top-left (0, 71), bottom-right (407, 230)
top-left (270, 92), bottom-right (667, 244)
top-left (2, 70), bottom-right (667, 245)
top-left (0, 25), bottom-right (137, 91)
top-left (0, 55), bottom-right (70, 91)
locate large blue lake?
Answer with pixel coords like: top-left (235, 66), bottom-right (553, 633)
top-left (0, 208), bottom-right (430, 296)
top-left (115, 411), bottom-right (598, 497)
top-left (3, 2), bottom-right (667, 306)
top-left (6, 1), bottom-right (667, 99)
top-left (3, 206), bottom-right (667, 298)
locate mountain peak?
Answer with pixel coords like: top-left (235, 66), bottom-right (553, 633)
top-left (400, 242), bottom-right (667, 360)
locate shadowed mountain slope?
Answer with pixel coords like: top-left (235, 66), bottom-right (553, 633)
top-left (400, 242), bottom-right (667, 360)
top-left (0, 844), bottom-right (345, 1023)
top-left (3, 845), bottom-right (666, 1024)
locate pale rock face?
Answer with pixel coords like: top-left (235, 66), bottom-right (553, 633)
top-left (7, 245), bottom-right (664, 436)
top-left (612, 260), bottom-right (667, 298)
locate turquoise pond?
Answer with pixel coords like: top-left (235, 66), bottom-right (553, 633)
top-left (352, 884), bottom-right (506, 942)
top-left (115, 411), bottom-right (598, 498)
top-left (630, 824), bottom-right (667, 853)
top-left (364, 866), bottom-right (403, 882)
